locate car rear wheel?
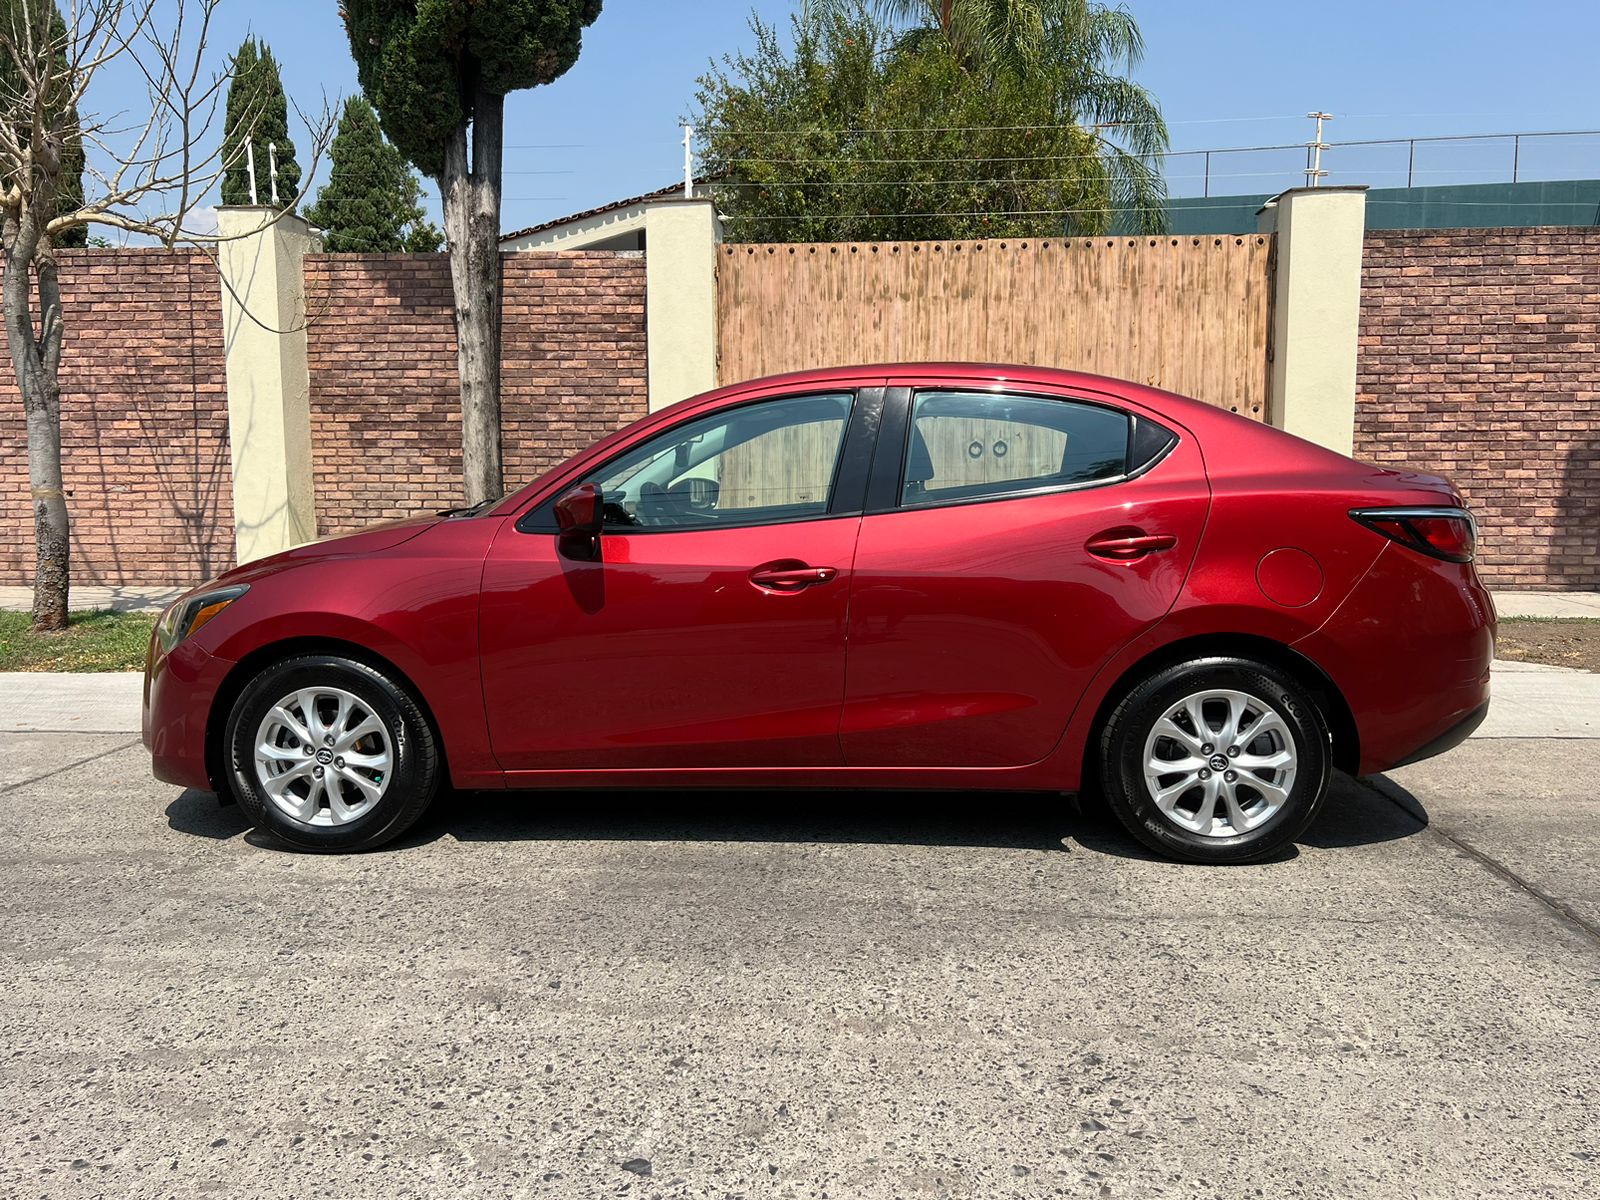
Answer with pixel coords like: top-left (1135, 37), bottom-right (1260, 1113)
top-left (1098, 656), bottom-right (1332, 864)
top-left (224, 654), bottom-right (440, 852)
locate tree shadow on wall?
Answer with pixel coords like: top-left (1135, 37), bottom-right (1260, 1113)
top-left (67, 254), bottom-right (231, 589)
top-left (1550, 431), bottom-right (1600, 589)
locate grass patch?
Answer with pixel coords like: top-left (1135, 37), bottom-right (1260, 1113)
top-left (0, 609), bottom-right (156, 672)
top-left (1497, 616), bottom-right (1600, 674)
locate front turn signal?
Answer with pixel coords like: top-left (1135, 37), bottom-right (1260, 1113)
top-left (157, 585), bottom-right (249, 653)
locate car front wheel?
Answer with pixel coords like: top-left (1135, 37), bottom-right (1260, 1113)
top-left (1098, 656), bottom-right (1332, 864)
top-left (224, 654), bottom-right (440, 852)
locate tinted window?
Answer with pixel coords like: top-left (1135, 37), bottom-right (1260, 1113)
top-left (592, 393), bottom-right (853, 530)
top-left (1129, 415), bottom-right (1179, 474)
top-left (901, 391), bottom-right (1130, 506)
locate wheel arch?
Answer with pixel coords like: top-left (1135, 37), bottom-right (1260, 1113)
top-left (1082, 632), bottom-right (1361, 781)
top-left (205, 636), bottom-right (452, 795)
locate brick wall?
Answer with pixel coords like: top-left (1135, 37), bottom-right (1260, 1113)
top-left (305, 251), bottom-right (648, 534)
top-left (0, 250), bottom-right (232, 588)
top-left (1357, 228), bottom-right (1600, 590)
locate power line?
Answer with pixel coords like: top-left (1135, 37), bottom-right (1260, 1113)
top-left (307, 196), bottom-right (568, 205)
top-left (697, 114), bottom-right (1314, 136)
top-left (726, 150), bottom-right (1175, 166)
top-left (319, 169), bottom-right (573, 178)
top-left (732, 202), bottom-right (1257, 221)
top-left (710, 168), bottom-right (1323, 188)
top-left (1364, 197), bottom-right (1600, 208)
top-left (710, 128), bottom-right (1600, 166)
top-left (722, 194), bottom-right (1600, 221)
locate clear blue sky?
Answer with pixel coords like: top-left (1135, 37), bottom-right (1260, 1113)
top-left (96, 0), bottom-right (1600, 236)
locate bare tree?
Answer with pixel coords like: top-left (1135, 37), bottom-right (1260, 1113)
top-left (1, 0), bottom-right (329, 631)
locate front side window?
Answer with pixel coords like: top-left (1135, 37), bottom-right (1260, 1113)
top-left (901, 391), bottom-right (1131, 506)
top-left (591, 392), bottom-right (854, 530)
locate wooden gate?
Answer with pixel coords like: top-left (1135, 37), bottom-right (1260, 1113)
top-left (716, 234), bottom-right (1274, 420)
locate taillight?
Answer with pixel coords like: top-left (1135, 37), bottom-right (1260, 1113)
top-left (1350, 507), bottom-right (1476, 563)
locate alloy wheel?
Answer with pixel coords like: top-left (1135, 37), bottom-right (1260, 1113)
top-left (1141, 688), bottom-right (1298, 838)
top-left (253, 686), bottom-right (393, 827)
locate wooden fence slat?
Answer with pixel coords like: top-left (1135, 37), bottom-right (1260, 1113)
top-left (715, 235), bottom-right (1274, 421)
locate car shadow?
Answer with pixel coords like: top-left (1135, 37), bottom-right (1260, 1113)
top-left (166, 788), bottom-right (251, 839)
top-left (164, 772), bottom-right (1428, 862)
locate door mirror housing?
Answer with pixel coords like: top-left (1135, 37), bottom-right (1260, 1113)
top-left (554, 483), bottom-right (604, 536)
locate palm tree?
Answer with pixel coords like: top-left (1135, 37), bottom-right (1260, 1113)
top-left (806, 0), bottom-right (1168, 230)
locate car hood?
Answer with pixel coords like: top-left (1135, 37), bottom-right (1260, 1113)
top-left (206, 515), bottom-right (442, 588)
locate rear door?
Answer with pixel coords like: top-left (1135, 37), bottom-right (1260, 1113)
top-left (480, 389), bottom-right (880, 771)
top-left (840, 384), bottom-right (1211, 767)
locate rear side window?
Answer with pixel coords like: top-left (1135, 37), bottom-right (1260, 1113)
top-left (901, 390), bottom-right (1131, 506)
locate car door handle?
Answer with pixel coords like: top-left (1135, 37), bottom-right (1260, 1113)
top-left (749, 564), bottom-right (838, 591)
top-left (1086, 531), bottom-right (1178, 560)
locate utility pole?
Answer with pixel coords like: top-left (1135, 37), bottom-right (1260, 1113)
top-left (1305, 111), bottom-right (1332, 187)
top-left (683, 125), bottom-right (694, 199)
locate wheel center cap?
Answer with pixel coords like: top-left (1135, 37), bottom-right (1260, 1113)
top-left (1209, 754), bottom-right (1229, 771)
top-left (315, 748), bottom-right (334, 765)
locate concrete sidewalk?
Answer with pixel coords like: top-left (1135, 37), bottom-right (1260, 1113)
top-left (1477, 659), bottom-right (1600, 738)
top-left (0, 672), bottom-right (144, 734)
top-left (1496, 591), bottom-right (1600, 618)
top-left (2, 659), bottom-right (1592, 739)
top-left (0, 585), bottom-right (181, 614)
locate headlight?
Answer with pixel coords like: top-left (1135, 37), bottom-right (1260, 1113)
top-left (157, 585), bottom-right (248, 653)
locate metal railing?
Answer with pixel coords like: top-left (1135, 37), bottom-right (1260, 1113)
top-left (1163, 128), bottom-right (1600, 197)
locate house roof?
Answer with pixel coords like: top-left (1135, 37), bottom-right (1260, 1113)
top-left (500, 182), bottom-right (689, 243)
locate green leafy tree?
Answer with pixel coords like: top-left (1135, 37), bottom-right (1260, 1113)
top-left (221, 37), bottom-right (301, 208)
top-left (699, 1), bottom-right (1166, 242)
top-left (340, 1), bottom-right (603, 505)
top-left (306, 96), bottom-right (442, 252)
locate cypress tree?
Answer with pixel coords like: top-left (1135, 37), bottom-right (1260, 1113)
top-left (306, 96), bottom-right (442, 252)
top-left (340, 1), bottom-right (604, 504)
top-left (221, 37), bottom-right (301, 208)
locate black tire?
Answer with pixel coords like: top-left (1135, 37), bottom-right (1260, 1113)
top-left (224, 654), bottom-right (440, 852)
top-left (1097, 656), bottom-right (1332, 864)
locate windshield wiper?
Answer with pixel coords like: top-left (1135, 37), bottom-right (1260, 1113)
top-left (436, 498), bottom-right (498, 518)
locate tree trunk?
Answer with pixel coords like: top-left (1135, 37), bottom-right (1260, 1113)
top-left (3, 215), bottom-right (70, 632)
top-left (439, 84), bottom-right (505, 506)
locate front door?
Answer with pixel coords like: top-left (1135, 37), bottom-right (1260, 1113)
top-left (840, 386), bottom-right (1211, 767)
top-left (480, 390), bottom-right (872, 771)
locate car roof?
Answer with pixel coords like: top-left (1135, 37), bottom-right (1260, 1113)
top-left (695, 362), bottom-right (1244, 429)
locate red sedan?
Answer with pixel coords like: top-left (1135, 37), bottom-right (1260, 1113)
top-left (143, 364), bottom-right (1494, 863)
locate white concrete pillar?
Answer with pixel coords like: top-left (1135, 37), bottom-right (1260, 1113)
top-left (215, 207), bottom-right (320, 564)
top-left (1256, 186), bottom-right (1368, 455)
top-left (644, 199), bottom-right (719, 411)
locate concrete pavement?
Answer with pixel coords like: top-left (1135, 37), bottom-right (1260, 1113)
top-left (2, 733), bottom-right (1598, 1198)
top-left (1, 665), bottom-right (1599, 1197)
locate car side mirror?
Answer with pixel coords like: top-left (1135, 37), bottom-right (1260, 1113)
top-left (554, 483), bottom-right (603, 537)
